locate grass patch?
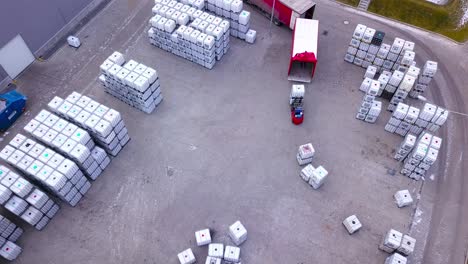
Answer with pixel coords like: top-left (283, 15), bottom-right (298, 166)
top-left (337, 0), bottom-right (468, 42)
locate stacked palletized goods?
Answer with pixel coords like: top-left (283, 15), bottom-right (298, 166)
top-left (0, 134), bottom-right (90, 207)
top-left (99, 52), bottom-right (162, 114)
top-left (379, 229), bottom-right (416, 262)
top-left (393, 133), bottom-right (417, 162)
top-left (0, 215), bottom-right (23, 261)
top-left (409, 61), bottom-right (438, 98)
top-left (381, 70), bottom-right (404, 101)
top-left (356, 78), bottom-right (382, 123)
top-left (149, 0), bottom-right (231, 69)
top-left (0, 164), bottom-right (58, 230)
top-left (24, 109), bottom-right (106, 180)
top-left (204, 0), bottom-right (256, 42)
top-left (48, 92), bottom-right (130, 157)
top-left (387, 70), bottom-right (417, 112)
top-left (385, 102), bottom-right (449, 136)
top-left (399, 132), bottom-right (441, 181)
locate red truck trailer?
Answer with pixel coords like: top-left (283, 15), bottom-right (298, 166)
top-left (246, 0), bottom-right (316, 29)
top-left (288, 18), bottom-right (319, 83)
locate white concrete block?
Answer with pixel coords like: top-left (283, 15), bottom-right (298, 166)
top-left (342, 215), bottom-right (362, 234)
top-left (195, 228), bottom-right (212, 246)
top-left (177, 248), bottom-right (196, 264)
top-left (397, 235), bottom-right (416, 256)
top-left (208, 243), bottom-right (223, 258)
top-left (394, 190), bottom-right (413, 208)
top-left (229, 220), bottom-right (247, 245)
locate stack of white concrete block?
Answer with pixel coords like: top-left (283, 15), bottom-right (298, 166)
top-left (178, 220), bottom-right (247, 264)
top-left (300, 164), bottom-right (329, 190)
top-left (48, 92), bottom-right (130, 157)
top-left (394, 133), bottom-right (417, 161)
top-left (149, 0), bottom-right (230, 69)
top-left (342, 215), bottom-right (362, 234)
top-left (25, 109), bottom-right (105, 180)
top-left (409, 61), bottom-right (438, 98)
top-left (394, 189), bottom-right (413, 208)
top-left (0, 135), bottom-right (90, 206)
top-left (379, 229), bottom-right (416, 260)
top-left (356, 78), bottom-right (382, 123)
top-left (0, 223), bottom-right (22, 261)
top-left (0, 214), bottom-right (23, 243)
top-left (99, 52), bottom-right (163, 114)
top-left (387, 67), bottom-right (418, 112)
top-left (385, 102), bottom-right (449, 136)
top-left (400, 132), bottom-right (441, 180)
top-left (296, 143), bottom-right (315, 165)
top-left (382, 70), bottom-right (404, 104)
top-left (205, 0), bottom-right (256, 43)
top-left (0, 164), bottom-right (59, 230)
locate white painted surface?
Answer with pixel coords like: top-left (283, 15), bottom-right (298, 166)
top-left (0, 35), bottom-right (35, 79)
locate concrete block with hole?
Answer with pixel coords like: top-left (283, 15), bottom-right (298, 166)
top-left (342, 215), bottom-right (362, 234)
top-left (384, 252), bottom-right (407, 264)
top-left (208, 243), bottom-right (224, 258)
top-left (224, 245), bottom-right (240, 262)
top-left (205, 256), bottom-right (221, 264)
top-left (195, 228), bottom-right (211, 246)
top-left (397, 235), bottom-right (416, 256)
top-left (394, 190), bottom-right (413, 208)
top-left (379, 229), bottom-right (403, 253)
top-left (229, 220), bottom-right (247, 245)
top-left (177, 248), bottom-right (196, 264)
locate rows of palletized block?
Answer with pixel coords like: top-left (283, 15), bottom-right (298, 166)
top-left (0, 164), bottom-right (59, 230)
top-left (24, 109), bottom-right (106, 181)
top-left (0, 225), bottom-right (22, 261)
top-left (0, 134), bottom-right (90, 207)
top-left (48, 92), bottom-right (130, 157)
top-left (99, 52), bottom-right (163, 114)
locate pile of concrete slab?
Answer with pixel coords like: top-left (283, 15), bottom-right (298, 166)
top-left (385, 102), bottom-right (448, 136)
top-left (24, 110), bottom-right (106, 180)
top-left (379, 229), bottom-right (416, 263)
top-left (48, 92), bottom-right (130, 157)
top-left (0, 215), bottom-right (23, 261)
top-left (296, 143), bottom-right (329, 190)
top-left (149, 0), bottom-right (231, 69)
top-left (1, 135), bottom-right (89, 207)
top-left (99, 52), bottom-right (163, 114)
top-left (178, 220), bottom-right (247, 263)
top-left (0, 164), bottom-right (59, 230)
top-left (398, 132), bottom-right (441, 180)
top-left (204, 0), bottom-right (256, 42)
top-left (356, 77), bottom-right (382, 123)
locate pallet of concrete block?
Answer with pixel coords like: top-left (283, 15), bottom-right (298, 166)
top-left (0, 164), bottom-right (59, 230)
top-left (400, 132), bottom-right (441, 181)
top-left (385, 102), bottom-right (448, 136)
top-left (24, 110), bottom-right (106, 180)
top-left (48, 92), bottom-right (130, 156)
top-left (387, 70), bottom-right (417, 112)
top-left (379, 229), bottom-right (416, 257)
top-left (409, 61), bottom-right (438, 98)
top-left (0, 214), bottom-right (23, 243)
top-left (0, 236), bottom-right (22, 261)
top-left (149, 0), bottom-right (231, 68)
top-left (356, 78), bottom-right (382, 123)
top-left (99, 52), bottom-right (163, 114)
top-left (0, 135), bottom-right (91, 207)
top-left (300, 164), bottom-right (328, 189)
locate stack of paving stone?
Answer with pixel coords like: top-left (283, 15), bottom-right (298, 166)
top-left (0, 135), bottom-right (90, 206)
top-left (296, 143), bottom-right (315, 165)
top-left (178, 220), bottom-right (247, 264)
top-left (24, 110), bottom-right (105, 180)
top-left (394, 189), bottom-right (413, 208)
top-left (379, 229), bottom-right (416, 262)
top-left (99, 52), bottom-right (163, 114)
top-left (149, 0), bottom-right (231, 69)
top-left (48, 92), bottom-right (130, 157)
top-left (0, 232), bottom-right (22, 261)
top-left (0, 214), bottom-right (23, 243)
top-left (205, 0), bottom-right (256, 42)
top-left (0, 164), bottom-right (59, 230)
top-left (356, 78), bottom-right (382, 123)
top-left (385, 102), bottom-right (449, 136)
top-left (409, 61), bottom-right (438, 98)
top-left (300, 164), bottom-right (329, 190)
top-left (400, 132), bottom-right (442, 180)
top-left (387, 68), bottom-right (418, 112)
top-left (381, 70), bottom-right (404, 103)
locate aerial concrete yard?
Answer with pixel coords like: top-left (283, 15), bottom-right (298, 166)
top-left (1, 0), bottom-right (467, 263)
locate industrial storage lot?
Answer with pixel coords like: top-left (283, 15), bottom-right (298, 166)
top-left (0, 0), bottom-right (467, 263)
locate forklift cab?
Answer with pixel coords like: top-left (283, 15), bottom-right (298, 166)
top-left (0, 88), bottom-right (27, 130)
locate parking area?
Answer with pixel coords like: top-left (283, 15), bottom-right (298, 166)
top-left (1, 0), bottom-right (468, 263)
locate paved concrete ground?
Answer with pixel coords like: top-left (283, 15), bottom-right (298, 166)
top-left (1, 0), bottom-right (467, 263)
